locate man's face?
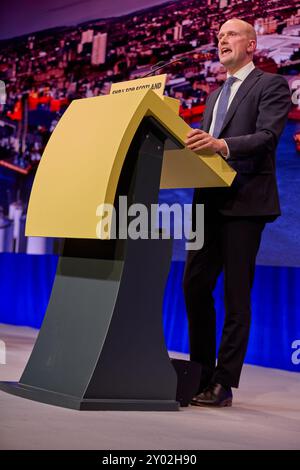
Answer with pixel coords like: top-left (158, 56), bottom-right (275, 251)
top-left (217, 21), bottom-right (254, 70)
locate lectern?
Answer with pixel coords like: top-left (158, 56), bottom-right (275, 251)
top-left (0, 88), bottom-right (235, 410)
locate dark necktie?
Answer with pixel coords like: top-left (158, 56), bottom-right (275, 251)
top-left (212, 76), bottom-right (238, 138)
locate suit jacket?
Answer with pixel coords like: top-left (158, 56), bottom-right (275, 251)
top-left (195, 67), bottom-right (291, 218)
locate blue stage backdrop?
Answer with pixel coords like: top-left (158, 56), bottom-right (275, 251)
top-left (0, 252), bottom-right (299, 373)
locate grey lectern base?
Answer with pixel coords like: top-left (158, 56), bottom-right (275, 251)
top-left (0, 382), bottom-right (178, 411)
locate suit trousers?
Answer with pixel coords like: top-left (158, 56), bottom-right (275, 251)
top-left (183, 210), bottom-right (266, 389)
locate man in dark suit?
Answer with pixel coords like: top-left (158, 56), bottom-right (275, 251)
top-left (183, 18), bottom-right (291, 407)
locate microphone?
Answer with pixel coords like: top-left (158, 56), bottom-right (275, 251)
top-left (141, 57), bottom-right (189, 78)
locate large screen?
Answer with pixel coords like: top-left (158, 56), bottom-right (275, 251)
top-left (0, 0), bottom-right (299, 266)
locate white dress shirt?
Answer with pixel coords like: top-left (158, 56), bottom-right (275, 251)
top-left (209, 61), bottom-right (255, 157)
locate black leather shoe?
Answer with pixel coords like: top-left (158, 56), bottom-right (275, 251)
top-left (191, 383), bottom-right (233, 407)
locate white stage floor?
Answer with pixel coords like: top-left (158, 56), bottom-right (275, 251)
top-left (0, 324), bottom-right (299, 450)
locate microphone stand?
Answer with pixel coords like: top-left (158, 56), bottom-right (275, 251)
top-left (141, 57), bottom-right (189, 78)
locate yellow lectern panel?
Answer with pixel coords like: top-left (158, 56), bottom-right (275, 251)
top-left (25, 89), bottom-right (236, 239)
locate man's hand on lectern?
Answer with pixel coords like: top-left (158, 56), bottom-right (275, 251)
top-left (185, 129), bottom-right (228, 157)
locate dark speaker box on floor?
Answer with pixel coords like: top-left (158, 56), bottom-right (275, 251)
top-left (171, 358), bottom-right (202, 407)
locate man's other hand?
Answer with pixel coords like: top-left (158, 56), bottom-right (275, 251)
top-left (185, 129), bottom-right (228, 156)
